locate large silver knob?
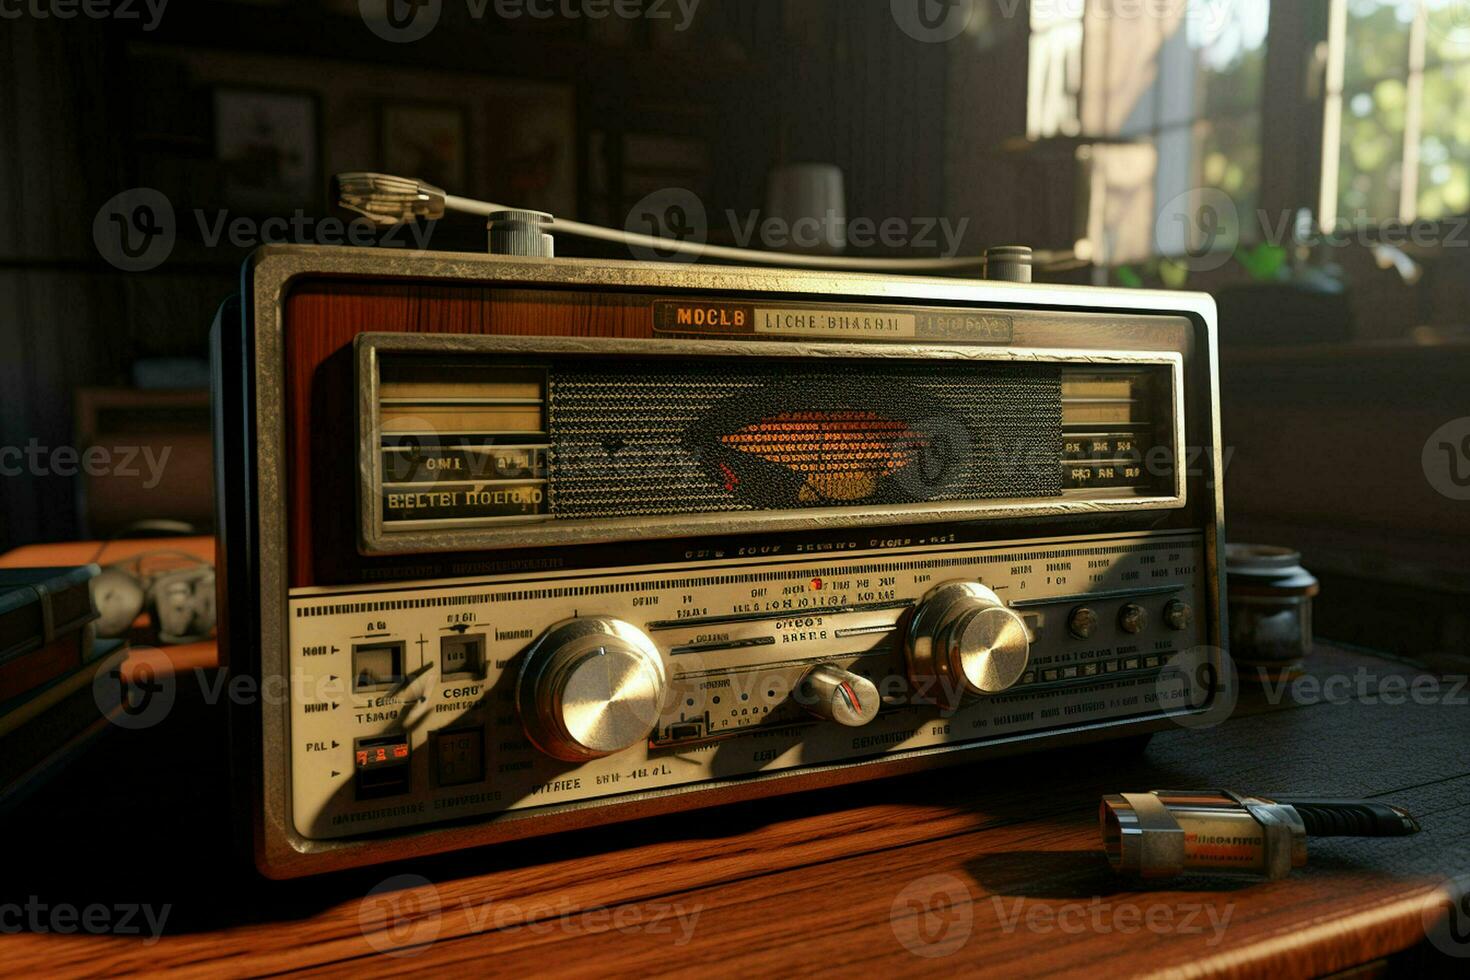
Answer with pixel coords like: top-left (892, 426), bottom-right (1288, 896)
top-left (799, 665), bottom-right (881, 727)
top-left (906, 582), bottom-right (1031, 709)
top-left (517, 618), bottom-right (669, 762)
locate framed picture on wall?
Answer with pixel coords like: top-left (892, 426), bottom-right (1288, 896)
top-left (213, 86), bottom-right (320, 212)
top-left (380, 101), bottom-right (469, 194)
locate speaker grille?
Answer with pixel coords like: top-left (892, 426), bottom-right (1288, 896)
top-left (547, 360), bottom-right (1062, 519)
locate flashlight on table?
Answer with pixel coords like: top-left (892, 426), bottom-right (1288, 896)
top-left (1101, 790), bottom-right (1420, 880)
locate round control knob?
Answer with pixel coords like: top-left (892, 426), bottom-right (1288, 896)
top-left (1119, 603), bottom-right (1149, 635)
top-left (799, 665), bottom-right (881, 727)
top-left (517, 618), bottom-right (669, 762)
top-left (1164, 600), bottom-right (1193, 632)
top-left (1068, 606), bottom-right (1099, 640)
top-left (906, 582), bottom-right (1032, 708)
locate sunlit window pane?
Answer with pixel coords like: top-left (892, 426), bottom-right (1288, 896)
top-left (1337, 79), bottom-right (1408, 222)
top-left (1416, 59), bottom-right (1470, 217)
top-left (1344, 0), bottom-right (1417, 88)
top-left (1425, 0), bottom-right (1470, 64)
top-left (1328, 0), bottom-right (1470, 223)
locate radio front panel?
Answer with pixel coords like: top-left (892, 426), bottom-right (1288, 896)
top-left (221, 246), bottom-right (1228, 877)
top-left (288, 530), bottom-right (1210, 839)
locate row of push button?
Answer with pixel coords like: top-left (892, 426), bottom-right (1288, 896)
top-left (1019, 652), bottom-right (1173, 687)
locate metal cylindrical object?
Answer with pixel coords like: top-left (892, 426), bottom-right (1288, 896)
top-left (1226, 544), bottom-right (1320, 682)
top-left (906, 581), bottom-right (1031, 709)
top-left (517, 618), bottom-right (669, 761)
top-left (1101, 790), bottom-right (1308, 880)
top-left (985, 245), bottom-right (1034, 283)
top-left (488, 209), bottom-right (556, 258)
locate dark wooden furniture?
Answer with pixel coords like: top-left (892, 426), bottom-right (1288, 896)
top-left (73, 388), bottom-right (214, 539)
top-left (2, 642), bottom-right (1466, 976)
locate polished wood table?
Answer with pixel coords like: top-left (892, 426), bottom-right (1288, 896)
top-left (3, 639), bottom-right (1467, 977)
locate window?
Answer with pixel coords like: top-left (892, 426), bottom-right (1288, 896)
top-left (1322, 0), bottom-right (1470, 228)
top-left (1028, 2), bottom-right (1085, 139)
top-left (1057, 0), bottom-right (1272, 264)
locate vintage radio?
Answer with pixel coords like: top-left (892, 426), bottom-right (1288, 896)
top-left (214, 244), bottom-right (1227, 878)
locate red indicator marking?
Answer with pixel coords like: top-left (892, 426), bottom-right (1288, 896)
top-left (838, 682), bottom-right (861, 713)
top-left (811, 577), bottom-right (824, 591)
top-left (392, 744), bottom-right (409, 759)
top-left (355, 751), bottom-right (368, 767)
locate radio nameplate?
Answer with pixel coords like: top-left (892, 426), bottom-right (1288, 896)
top-left (356, 333), bottom-right (1188, 556)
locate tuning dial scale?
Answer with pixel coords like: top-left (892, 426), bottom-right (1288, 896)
top-left (905, 581), bottom-right (1032, 710)
top-left (517, 617), bottom-right (670, 762)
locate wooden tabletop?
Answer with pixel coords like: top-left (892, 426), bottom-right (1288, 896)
top-left (3, 642), bottom-right (1467, 978)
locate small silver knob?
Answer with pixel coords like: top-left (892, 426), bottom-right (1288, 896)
top-left (488, 209), bottom-right (555, 258)
top-left (985, 245), bottom-right (1033, 283)
top-left (517, 618), bottom-right (668, 761)
top-left (906, 582), bottom-right (1031, 708)
top-left (799, 665), bottom-right (881, 727)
